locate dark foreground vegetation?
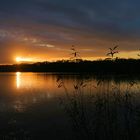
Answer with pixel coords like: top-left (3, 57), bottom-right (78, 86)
top-left (1, 59), bottom-right (140, 74)
top-left (57, 76), bottom-right (140, 140)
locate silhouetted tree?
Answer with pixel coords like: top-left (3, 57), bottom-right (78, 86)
top-left (107, 45), bottom-right (119, 59)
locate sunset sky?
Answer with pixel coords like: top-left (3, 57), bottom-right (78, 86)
top-left (0, 0), bottom-right (140, 64)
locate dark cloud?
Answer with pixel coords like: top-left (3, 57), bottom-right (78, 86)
top-left (1, 0), bottom-right (140, 36)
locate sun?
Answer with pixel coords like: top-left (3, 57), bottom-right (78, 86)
top-left (15, 57), bottom-right (33, 63)
top-left (16, 57), bottom-right (22, 62)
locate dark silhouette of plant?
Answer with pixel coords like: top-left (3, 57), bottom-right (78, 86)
top-left (107, 45), bottom-right (119, 58)
top-left (137, 49), bottom-right (140, 57)
top-left (70, 45), bottom-right (81, 61)
top-left (57, 76), bottom-right (140, 140)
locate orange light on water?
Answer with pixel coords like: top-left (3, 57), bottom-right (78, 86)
top-left (16, 72), bottom-right (21, 88)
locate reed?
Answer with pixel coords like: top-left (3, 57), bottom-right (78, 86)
top-left (57, 77), bottom-right (140, 140)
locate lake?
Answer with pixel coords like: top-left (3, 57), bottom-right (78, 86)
top-left (0, 72), bottom-right (140, 140)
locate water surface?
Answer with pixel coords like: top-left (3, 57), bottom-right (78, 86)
top-left (0, 72), bottom-right (140, 140)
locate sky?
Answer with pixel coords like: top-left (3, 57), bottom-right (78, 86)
top-left (0, 0), bottom-right (140, 64)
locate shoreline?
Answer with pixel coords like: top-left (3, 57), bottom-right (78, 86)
top-left (0, 59), bottom-right (140, 74)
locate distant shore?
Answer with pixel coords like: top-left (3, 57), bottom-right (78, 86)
top-left (0, 59), bottom-right (140, 74)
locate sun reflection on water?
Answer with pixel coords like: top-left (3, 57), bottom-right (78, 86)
top-left (15, 72), bottom-right (59, 91)
top-left (16, 72), bottom-right (21, 89)
top-left (15, 72), bottom-right (41, 89)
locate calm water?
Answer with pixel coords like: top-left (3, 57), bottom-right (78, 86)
top-left (0, 72), bottom-right (140, 140)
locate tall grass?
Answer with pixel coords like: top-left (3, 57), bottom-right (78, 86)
top-left (57, 77), bottom-right (140, 140)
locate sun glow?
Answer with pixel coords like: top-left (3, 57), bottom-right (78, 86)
top-left (16, 57), bottom-right (33, 63)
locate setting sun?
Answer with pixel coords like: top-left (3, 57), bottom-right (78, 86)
top-left (16, 57), bottom-right (33, 63)
top-left (16, 57), bottom-right (22, 62)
